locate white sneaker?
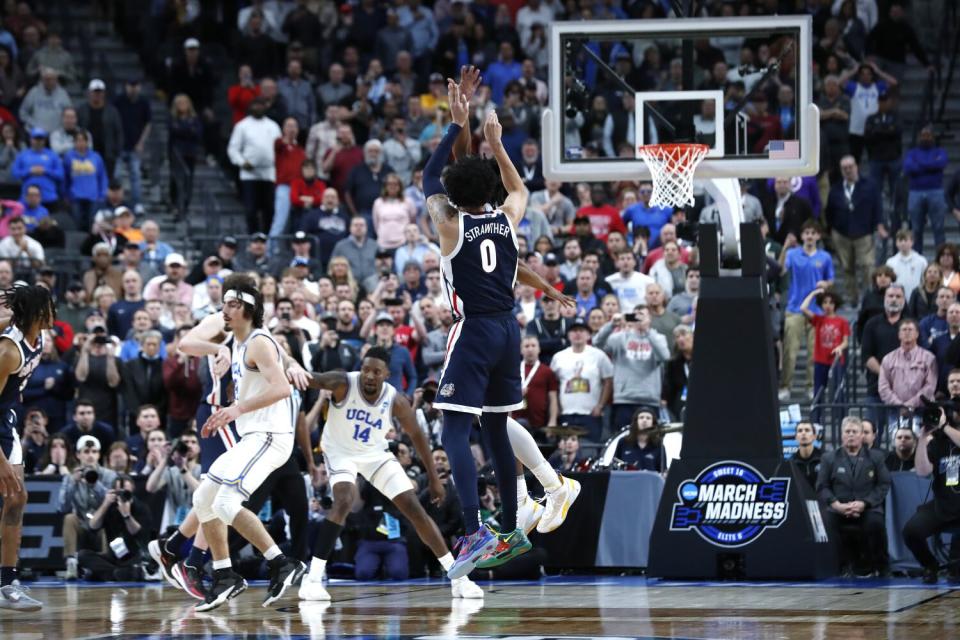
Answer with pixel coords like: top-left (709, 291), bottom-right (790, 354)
top-left (537, 475), bottom-right (581, 533)
top-left (450, 576), bottom-right (484, 599)
top-left (298, 573), bottom-right (331, 601)
top-left (0, 584), bottom-right (42, 611)
top-left (517, 495), bottom-right (544, 535)
top-left (777, 388), bottom-right (791, 401)
top-left (65, 556), bottom-right (78, 580)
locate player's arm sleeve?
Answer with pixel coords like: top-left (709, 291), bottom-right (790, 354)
top-left (423, 123), bottom-right (462, 198)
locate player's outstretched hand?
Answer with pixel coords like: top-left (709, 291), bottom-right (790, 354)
top-left (286, 361), bottom-right (311, 391)
top-left (458, 65), bottom-right (481, 101)
top-left (483, 110), bottom-right (502, 145)
top-left (212, 344), bottom-right (231, 377)
top-left (447, 79), bottom-right (469, 127)
top-left (0, 458), bottom-right (21, 499)
top-left (542, 286), bottom-right (576, 309)
top-left (429, 477), bottom-right (446, 506)
top-left (202, 404), bottom-right (242, 438)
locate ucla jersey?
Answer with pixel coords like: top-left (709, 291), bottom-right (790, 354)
top-left (231, 329), bottom-right (297, 437)
top-left (0, 325), bottom-right (42, 426)
top-left (322, 372), bottom-right (397, 454)
top-left (441, 207), bottom-right (519, 318)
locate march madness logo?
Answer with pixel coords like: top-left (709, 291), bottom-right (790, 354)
top-left (669, 461), bottom-right (790, 547)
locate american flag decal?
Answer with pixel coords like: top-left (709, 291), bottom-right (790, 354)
top-left (769, 140), bottom-right (800, 159)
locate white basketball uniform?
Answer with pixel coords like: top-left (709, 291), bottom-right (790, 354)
top-left (322, 372), bottom-right (412, 499)
top-left (206, 329), bottom-right (300, 498)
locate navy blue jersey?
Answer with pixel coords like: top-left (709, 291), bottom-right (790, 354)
top-left (200, 335), bottom-right (234, 408)
top-left (0, 325), bottom-right (42, 417)
top-left (441, 208), bottom-right (519, 318)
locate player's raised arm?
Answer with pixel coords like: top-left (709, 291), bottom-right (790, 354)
top-left (452, 66), bottom-right (481, 161)
top-left (179, 312), bottom-right (227, 357)
top-left (484, 110), bottom-right (527, 227)
top-left (393, 393), bottom-right (445, 504)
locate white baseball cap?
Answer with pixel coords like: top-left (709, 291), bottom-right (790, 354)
top-left (184, 37), bottom-right (200, 49)
top-left (76, 434), bottom-right (101, 452)
top-left (88, 78), bottom-right (106, 91)
top-left (165, 253), bottom-right (186, 267)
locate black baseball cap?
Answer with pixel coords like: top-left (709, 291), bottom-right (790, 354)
top-left (220, 235), bottom-right (238, 248)
top-left (292, 231), bottom-right (310, 243)
top-left (543, 252), bottom-right (559, 266)
top-left (250, 232), bottom-right (268, 242)
top-left (566, 317), bottom-right (592, 334)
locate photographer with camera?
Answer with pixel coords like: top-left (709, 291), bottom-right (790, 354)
top-left (77, 474), bottom-right (154, 581)
top-left (145, 430), bottom-right (201, 529)
top-left (413, 382), bottom-right (442, 446)
top-left (902, 393), bottom-right (960, 584)
top-left (58, 435), bottom-right (118, 579)
top-left (304, 323), bottom-right (359, 373)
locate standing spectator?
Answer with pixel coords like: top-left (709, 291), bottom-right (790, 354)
top-left (270, 117), bottom-right (306, 248)
top-left (513, 335), bottom-right (559, 430)
top-left (933, 304), bottom-right (960, 394)
top-left (0, 121), bottom-right (23, 186)
top-left (113, 78), bottom-right (151, 215)
top-left (526, 296), bottom-right (571, 365)
top-left (73, 326), bottom-right (123, 430)
top-left (879, 318), bottom-right (937, 411)
top-left (909, 263), bottom-right (943, 319)
top-left (22, 335), bottom-right (72, 431)
top-left (167, 94), bottom-right (202, 220)
top-left (622, 182), bottom-right (672, 249)
top-left (49, 105), bottom-right (80, 155)
top-left (316, 64), bottom-right (354, 111)
top-left (121, 330), bottom-right (167, 430)
top-left (919, 287), bottom-right (956, 350)
top-left (841, 62), bottom-right (896, 162)
top-left (645, 284), bottom-right (682, 352)
top-left (277, 59), bottom-right (315, 133)
top-left (322, 124), bottom-right (363, 197)
top-left (779, 220), bottom-right (835, 401)
top-left (81, 242), bottom-right (122, 299)
top-left (372, 174), bottom-right (416, 251)
top-left (370, 312), bottom-right (417, 393)
top-left (904, 125), bottom-right (949, 254)
top-left (107, 270), bottom-right (144, 340)
top-left (345, 139), bottom-right (393, 224)
top-left (0, 215), bottom-right (44, 269)
top-left (26, 31), bottom-right (74, 82)
top-left (574, 185), bottom-right (627, 243)
top-left (550, 318), bottom-right (614, 442)
top-left (393, 224), bottom-right (439, 276)
top-left (862, 284), bottom-right (908, 419)
top-left (800, 288), bottom-right (850, 406)
top-left (886, 229), bottom-right (927, 299)
top-left (604, 250), bottom-right (653, 312)
top-left (864, 94), bottom-right (902, 247)
top-left (142, 253), bottom-right (193, 306)
top-left (306, 105), bottom-right (340, 180)
top-left (530, 180), bottom-right (576, 238)
top-left (816, 416), bottom-right (890, 576)
top-left (825, 155), bottom-right (885, 303)
top-left (817, 75), bottom-right (851, 182)
top-left (397, 0), bottom-right (439, 71)
top-left (18, 184), bottom-right (47, 231)
top-left (330, 216), bottom-right (378, 286)
top-left (866, 2), bottom-right (931, 76)
top-left (649, 241), bottom-right (689, 299)
top-left (382, 116), bottom-right (422, 186)
top-left (289, 159), bottom-right (327, 229)
top-left (12, 126), bottom-right (62, 206)
top-left (63, 129), bottom-right (107, 230)
top-left (485, 41), bottom-right (523, 104)
top-left (62, 400), bottom-right (116, 450)
top-left (763, 176), bottom-right (814, 245)
top-left (165, 39), bottom-right (217, 162)
top-left (227, 64), bottom-right (260, 126)
top-left (662, 324), bottom-right (694, 420)
top-left (19, 67), bottom-right (71, 134)
top-left (594, 309), bottom-right (670, 430)
top-left (227, 97), bottom-right (282, 233)
top-left (77, 79), bottom-right (124, 178)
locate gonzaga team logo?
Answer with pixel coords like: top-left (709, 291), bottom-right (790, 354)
top-left (669, 461), bottom-right (790, 547)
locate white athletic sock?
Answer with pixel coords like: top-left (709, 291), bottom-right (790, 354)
top-left (533, 461), bottom-right (562, 492)
top-left (505, 417), bottom-right (545, 471)
top-left (516, 475), bottom-right (528, 504)
top-left (438, 553), bottom-right (454, 572)
top-left (212, 558), bottom-right (232, 571)
top-left (309, 557), bottom-right (327, 579)
top-left (264, 545), bottom-right (282, 561)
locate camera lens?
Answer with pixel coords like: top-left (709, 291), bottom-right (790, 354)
top-left (84, 469), bottom-right (99, 484)
top-left (119, 490), bottom-right (133, 502)
top-left (175, 441), bottom-right (190, 456)
top-left (320, 496), bottom-right (333, 510)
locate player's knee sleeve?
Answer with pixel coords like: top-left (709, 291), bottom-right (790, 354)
top-left (505, 416), bottom-right (543, 469)
top-left (193, 478), bottom-right (219, 523)
top-left (211, 485), bottom-right (245, 525)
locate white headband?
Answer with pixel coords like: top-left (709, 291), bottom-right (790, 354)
top-left (223, 290), bottom-right (255, 305)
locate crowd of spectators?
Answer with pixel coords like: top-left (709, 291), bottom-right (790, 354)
top-left (0, 0), bottom-right (953, 581)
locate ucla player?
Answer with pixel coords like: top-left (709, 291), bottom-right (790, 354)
top-left (0, 285), bottom-right (53, 611)
top-left (421, 81), bottom-right (531, 577)
top-left (296, 347), bottom-right (484, 600)
top-left (179, 275), bottom-right (306, 611)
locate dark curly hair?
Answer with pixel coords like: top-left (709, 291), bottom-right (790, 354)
top-left (222, 273), bottom-right (264, 328)
top-left (1, 284), bottom-right (55, 333)
top-left (442, 155), bottom-right (498, 209)
top-left (364, 345), bottom-right (391, 368)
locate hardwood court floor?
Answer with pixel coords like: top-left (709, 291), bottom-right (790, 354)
top-left (1, 576), bottom-right (959, 639)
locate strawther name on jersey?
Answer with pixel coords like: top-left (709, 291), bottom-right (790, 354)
top-left (464, 222), bottom-right (512, 242)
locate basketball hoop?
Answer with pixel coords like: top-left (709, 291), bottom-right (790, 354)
top-left (637, 143), bottom-right (710, 208)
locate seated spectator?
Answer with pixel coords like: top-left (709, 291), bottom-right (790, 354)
top-left (134, 428), bottom-right (168, 477)
top-left (112, 206), bottom-right (143, 245)
top-left (58, 281), bottom-right (92, 333)
top-left (567, 267), bottom-right (605, 317)
top-left (667, 267), bottom-right (700, 321)
top-left (790, 421), bottom-right (822, 490)
top-left (22, 333), bottom-right (71, 430)
top-left (59, 434), bottom-right (117, 579)
top-left (909, 263), bottom-right (943, 319)
top-left (82, 242), bottom-right (122, 299)
top-left (125, 405), bottom-right (161, 473)
top-left (547, 433), bottom-right (586, 473)
top-left (885, 426), bottom-right (916, 472)
top-left (145, 430), bottom-right (201, 529)
top-left (19, 407), bottom-right (49, 473)
top-left (614, 407), bottom-right (667, 472)
top-left (143, 253), bottom-right (193, 305)
top-left (36, 433), bottom-right (73, 475)
top-left (817, 416), bottom-right (891, 576)
top-left (77, 474), bottom-right (154, 581)
top-left (105, 441), bottom-right (132, 474)
top-left (19, 67), bottom-right (71, 134)
top-left (878, 318), bottom-right (938, 411)
top-left (393, 224), bottom-right (439, 277)
top-left (856, 266), bottom-right (895, 339)
top-left (352, 479), bottom-right (411, 581)
top-left (641, 224), bottom-right (692, 274)
top-left (62, 399), bottom-right (115, 450)
top-left (0, 215), bottom-right (43, 272)
top-left (19, 183), bottom-right (48, 231)
top-left (80, 209), bottom-right (128, 256)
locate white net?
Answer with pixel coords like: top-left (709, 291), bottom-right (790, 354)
top-left (637, 143), bottom-right (710, 208)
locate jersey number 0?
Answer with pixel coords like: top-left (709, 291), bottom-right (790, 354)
top-left (480, 238), bottom-right (497, 273)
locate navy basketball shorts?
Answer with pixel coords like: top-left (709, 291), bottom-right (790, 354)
top-left (196, 403), bottom-right (241, 473)
top-left (433, 314), bottom-right (523, 415)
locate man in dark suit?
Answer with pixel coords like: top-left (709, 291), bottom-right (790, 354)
top-left (763, 176), bottom-right (814, 244)
top-left (817, 415), bottom-right (891, 576)
top-left (122, 330), bottom-right (167, 431)
top-left (824, 155), bottom-right (887, 303)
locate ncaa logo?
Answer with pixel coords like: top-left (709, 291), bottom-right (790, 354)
top-left (669, 460), bottom-right (790, 548)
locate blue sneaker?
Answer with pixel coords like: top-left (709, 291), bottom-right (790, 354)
top-left (447, 526), bottom-right (498, 580)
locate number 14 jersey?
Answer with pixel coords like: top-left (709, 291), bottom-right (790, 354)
top-left (322, 372), bottom-right (397, 454)
top-left (441, 207), bottom-right (519, 319)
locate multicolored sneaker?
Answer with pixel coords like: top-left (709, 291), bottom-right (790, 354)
top-left (446, 526), bottom-right (499, 580)
top-left (476, 527), bottom-right (532, 569)
top-left (172, 561), bottom-right (207, 600)
top-left (148, 537), bottom-right (181, 590)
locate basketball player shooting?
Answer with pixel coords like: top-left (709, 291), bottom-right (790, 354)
top-left (0, 285), bottom-right (51, 612)
top-left (295, 347), bottom-right (484, 600)
top-left (178, 275), bottom-right (306, 611)
top-left (421, 80), bottom-right (531, 578)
